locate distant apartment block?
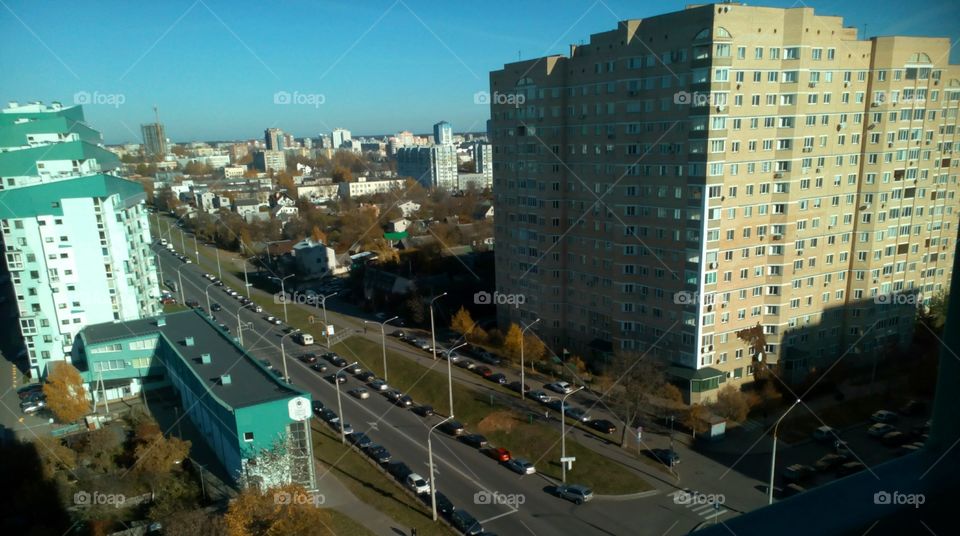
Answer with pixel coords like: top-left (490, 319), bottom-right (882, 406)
top-left (253, 149), bottom-right (287, 173)
top-left (338, 177), bottom-right (406, 199)
top-left (396, 145), bottom-right (458, 190)
top-left (331, 128), bottom-right (352, 149)
top-left (265, 127), bottom-right (285, 151)
top-left (434, 121), bottom-right (453, 145)
top-left (1, 102), bottom-right (161, 378)
top-left (490, 3), bottom-right (960, 401)
top-left (472, 142), bottom-right (494, 187)
top-left (140, 122), bottom-right (167, 157)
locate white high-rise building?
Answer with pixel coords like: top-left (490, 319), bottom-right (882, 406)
top-left (433, 121), bottom-right (453, 145)
top-left (331, 128), bottom-right (351, 149)
top-left (397, 145), bottom-right (458, 190)
top-left (0, 102), bottom-right (161, 378)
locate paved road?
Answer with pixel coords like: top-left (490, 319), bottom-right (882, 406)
top-left (156, 243), bottom-right (660, 535)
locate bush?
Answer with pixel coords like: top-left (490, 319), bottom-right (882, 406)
top-left (712, 385), bottom-right (751, 423)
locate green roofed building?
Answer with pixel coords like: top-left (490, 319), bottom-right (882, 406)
top-left (0, 101), bottom-right (160, 378)
top-left (73, 310), bottom-right (317, 489)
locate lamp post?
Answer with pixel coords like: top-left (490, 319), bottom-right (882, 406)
top-left (335, 362), bottom-right (358, 444)
top-left (769, 399), bottom-right (802, 504)
top-left (279, 274), bottom-right (295, 323)
top-left (429, 293), bottom-right (447, 363)
top-left (520, 318), bottom-right (541, 400)
top-left (318, 292), bottom-right (338, 348)
top-left (365, 316), bottom-right (398, 382)
top-left (279, 329), bottom-right (302, 384)
top-left (193, 234), bottom-right (200, 264)
top-left (560, 386), bottom-right (584, 483)
top-left (234, 304), bottom-right (252, 346)
top-left (444, 341), bottom-right (468, 416)
top-left (175, 264), bottom-right (188, 305)
top-left (203, 282), bottom-right (217, 314)
top-left (428, 415), bottom-right (453, 521)
top-left (215, 246), bottom-right (222, 280)
top-left (242, 255), bottom-right (258, 299)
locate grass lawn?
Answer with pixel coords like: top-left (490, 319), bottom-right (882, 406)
top-left (325, 510), bottom-right (378, 536)
top-left (312, 424), bottom-right (453, 536)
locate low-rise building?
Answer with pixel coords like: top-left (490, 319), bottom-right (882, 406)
top-left (337, 177), bottom-right (406, 199)
top-left (292, 238), bottom-right (347, 279)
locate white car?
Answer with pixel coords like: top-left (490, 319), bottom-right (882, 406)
top-left (405, 473), bottom-right (430, 495)
top-left (813, 426), bottom-right (835, 442)
top-left (545, 381), bottom-right (574, 394)
top-left (504, 458), bottom-right (536, 475)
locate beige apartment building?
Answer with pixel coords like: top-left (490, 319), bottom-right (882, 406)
top-left (489, 3), bottom-right (959, 402)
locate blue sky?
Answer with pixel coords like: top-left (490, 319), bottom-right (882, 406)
top-left (2, 0), bottom-right (957, 143)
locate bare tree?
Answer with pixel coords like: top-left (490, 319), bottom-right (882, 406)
top-left (606, 353), bottom-right (667, 448)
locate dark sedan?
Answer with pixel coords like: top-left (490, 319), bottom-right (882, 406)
top-left (586, 419), bottom-right (617, 434)
top-left (459, 434), bottom-right (488, 448)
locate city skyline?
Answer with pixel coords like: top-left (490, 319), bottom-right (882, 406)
top-left (2, 0), bottom-right (958, 143)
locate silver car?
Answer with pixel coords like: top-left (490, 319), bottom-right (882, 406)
top-left (555, 484), bottom-right (594, 504)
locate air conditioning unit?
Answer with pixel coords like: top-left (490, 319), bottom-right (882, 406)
top-left (808, 82), bottom-right (818, 88)
top-left (774, 172), bottom-right (783, 178)
top-left (709, 262), bottom-right (717, 269)
top-left (802, 147), bottom-right (813, 153)
top-left (871, 102), bottom-right (880, 107)
top-left (716, 105), bottom-right (726, 112)
top-left (888, 143), bottom-right (894, 148)
top-left (772, 234), bottom-right (783, 240)
top-left (844, 81), bottom-right (850, 87)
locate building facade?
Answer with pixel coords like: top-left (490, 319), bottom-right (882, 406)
top-left (1, 102), bottom-right (161, 378)
top-left (434, 121), bottom-right (453, 145)
top-left (396, 145), bottom-right (458, 190)
top-left (490, 3), bottom-right (959, 401)
top-left (141, 122), bottom-right (167, 158)
top-left (331, 128), bottom-right (351, 149)
top-left (265, 127), bottom-right (285, 151)
top-left (472, 142), bottom-right (494, 187)
top-left (253, 150), bottom-right (287, 173)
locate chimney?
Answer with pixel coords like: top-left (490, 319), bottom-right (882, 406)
top-left (201, 353), bottom-right (211, 364)
top-left (185, 336), bottom-right (195, 347)
top-left (220, 374), bottom-right (232, 385)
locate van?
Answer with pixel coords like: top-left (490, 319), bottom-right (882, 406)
top-left (296, 333), bottom-right (314, 345)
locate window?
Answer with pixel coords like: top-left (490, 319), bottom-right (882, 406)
top-left (244, 432), bottom-right (255, 442)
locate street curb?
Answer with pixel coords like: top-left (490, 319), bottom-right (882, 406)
top-left (595, 489), bottom-right (661, 501)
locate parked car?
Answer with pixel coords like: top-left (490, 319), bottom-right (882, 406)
top-left (344, 363), bottom-right (362, 375)
top-left (475, 351), bottom-right (501, 366)
top-left (871, 410), bottom-right (899, 423)
top-left (310, 363), bottom-right (328, 373)
top-left (405, 473), bottom-right (431, 495)
top-left (459, 434), bottom-right (488, 448)
top-left (363, 444), bottom-right (392, 464)
top-left (456, 359), bottom-right (477, 370)
top-left (487, 373), bottom-right (507, 385)
top-left (649, 448), bottom-right (680, 466)
top-left (529, 391), bottom-right (553, 404)
top-left (331, 357), bottom-right (348, 368)
top-left (356, 371), bottom-right (376, 382)
top-left (565, 406), bottom-right (591, 422)
top-left (20, 399), bottom-right (46, 414)
top-left (882, 431), bottom-right (909, 447)
top-left (397, 395), bottom-right (414, 407)
top-left (325, 373), bottom-right (347, 385)
top-left (587, 419), bottom-right (617, 434)
top-left (348, 388), bottom-right (370, 400)
top-left (385, 390), bottom-right (403, 403)
top-left (369, 379), bottom-right (389, 392)
top-left (836, 461), bottom-right (866, 476)
top-left (210, 303), bottom-right (222, 312)
top-left (450, 510), bottom-right (483, 535)
top-left (247, 303), bottom-right (263, 313)
top-left (421, 491), bottom-right (454, 518)
top-left (783, 464), bottom-right (815, 483)
top-left (504, 458), bottom-right (536, 475)
top-left (506, 381), bottom-right (531, 393)
top-left (868, 423), bottom-right (897, 438)
top-left (318, 408), bottom-right (338, 422)
top-left (387, 461), bottom-right (413, 481)
top-left (390, 329), bottom-right (406, 339)
top-left (813, 454), bottom-right (848, 472)
top-left (554, 484), bottom-right (594, 504)
top-left (545, 381), bottom-right (575, 394)
top-left (332, 421), bottom-right (354, 435)
top-left (412, 405), bottom-right (434, 417)
top-left (311, 400), bottom-right (324, 414)
top-left (834, 439), bottom-right (852, 456)
top-left (813, 426), bottom-right (836, 442)
top-left (16, 384), bottom-right (43, 400)
top-left (475, 366), bottom-right (493, 378)
top-left (440, 420), bottom-right (465, 436)
top-left (298, 353), bottom-right (318, 364)
top-left (896, 443), bottom-right (923, 457)
top-left (483, 447), bottom-right (511, 462)
top-left (185, 299), bottom-right (200, 308)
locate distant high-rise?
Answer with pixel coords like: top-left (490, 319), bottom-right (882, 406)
top-left (141, 122), bottom-right (167, 157)
top-left (397, 145), bottom-right (458, 190)
top-left (253, 150), bottom-right (286, 173)
top-left (490, 3), bottom-right (960, 402)
top-left (433, 121), bottom-right (453, 145)
top-left (1, 102), bottom-right (161, 378)
top-left (331, 128), bottom-right (351, 149)
top-left (472, 142), bottom-right (493, 186)
top-left (265, 128), bottom-right (284, 151)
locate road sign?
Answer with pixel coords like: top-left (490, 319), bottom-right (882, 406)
top-left (560, 456), bottom-right (576, 469)
top-left (326, 325), bottom-right (335, 335)
top-left (637, 426), bottom-right (643, 441)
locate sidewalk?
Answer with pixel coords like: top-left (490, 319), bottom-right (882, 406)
top-left (313, 460), bottom-right (401, 535)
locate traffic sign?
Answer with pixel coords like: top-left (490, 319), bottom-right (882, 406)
top-left (637, 426), bottom-right (643, 440)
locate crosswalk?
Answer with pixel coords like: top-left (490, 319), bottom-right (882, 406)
top-left (667, 490), bottom-right (730, 521)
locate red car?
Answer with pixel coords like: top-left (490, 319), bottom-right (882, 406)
top-left (484, 447), bottom-right (511, 462)
top-left (475, 366), bottom-right (493, 378)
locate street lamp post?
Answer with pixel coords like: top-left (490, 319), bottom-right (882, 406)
top-left (519, 318), bottom-right (541, 400)
top-left (335, 362), bottom-right (358, 444)
top-left (203, 282), bottom-right (217, 314)
top-left (235, 304), bottom-right (248, 345)
top-left (365, 316), bottom-right (398, 382)
top-left (242, 255), bottom-right (258, 299)
top-left (215, 246), bottom-right (222, 280)
top-left (279, 274), bottom-right (295, 323)
top-left (279, 329), bottom-right (302, 384)
top-left (560, 386), bottom-right (584, 483)
top-left (175, 264), bottom-right (188, 305)
top-left (318, 292), bottom-right (338, 348)
top-left (769, 399), bottom-right (802, 505)
top-left (444, 341), bottom-right (468, 417)
top-left (193, 234), bottom-right (200, 263)
top-left (429, 293), bottom-right (447, 363)
top-left (428, 415), bottom-right (453, 522)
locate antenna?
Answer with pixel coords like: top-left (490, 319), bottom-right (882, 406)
top-left (153, 105), bottom-right (160, 124)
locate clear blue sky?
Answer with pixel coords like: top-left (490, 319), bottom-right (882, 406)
top-left (2, 0), bottom-right (957, 143)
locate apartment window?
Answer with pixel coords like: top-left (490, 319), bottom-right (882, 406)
top-left (811, 48), bottom-right (822, 60)
top-left (769, 47), bottom-right (780, 59)
top-left (827, 48), bottom-right (835, 60)
top-left (737, 46), bottom-right (746, 59)
top-left (754, 47), bottom-right (763, 59)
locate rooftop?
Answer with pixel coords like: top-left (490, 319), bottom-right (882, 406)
top-left (0, 173), bottom-right (144, 219)
top-left (80, 309), bottom-right (302, 409)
